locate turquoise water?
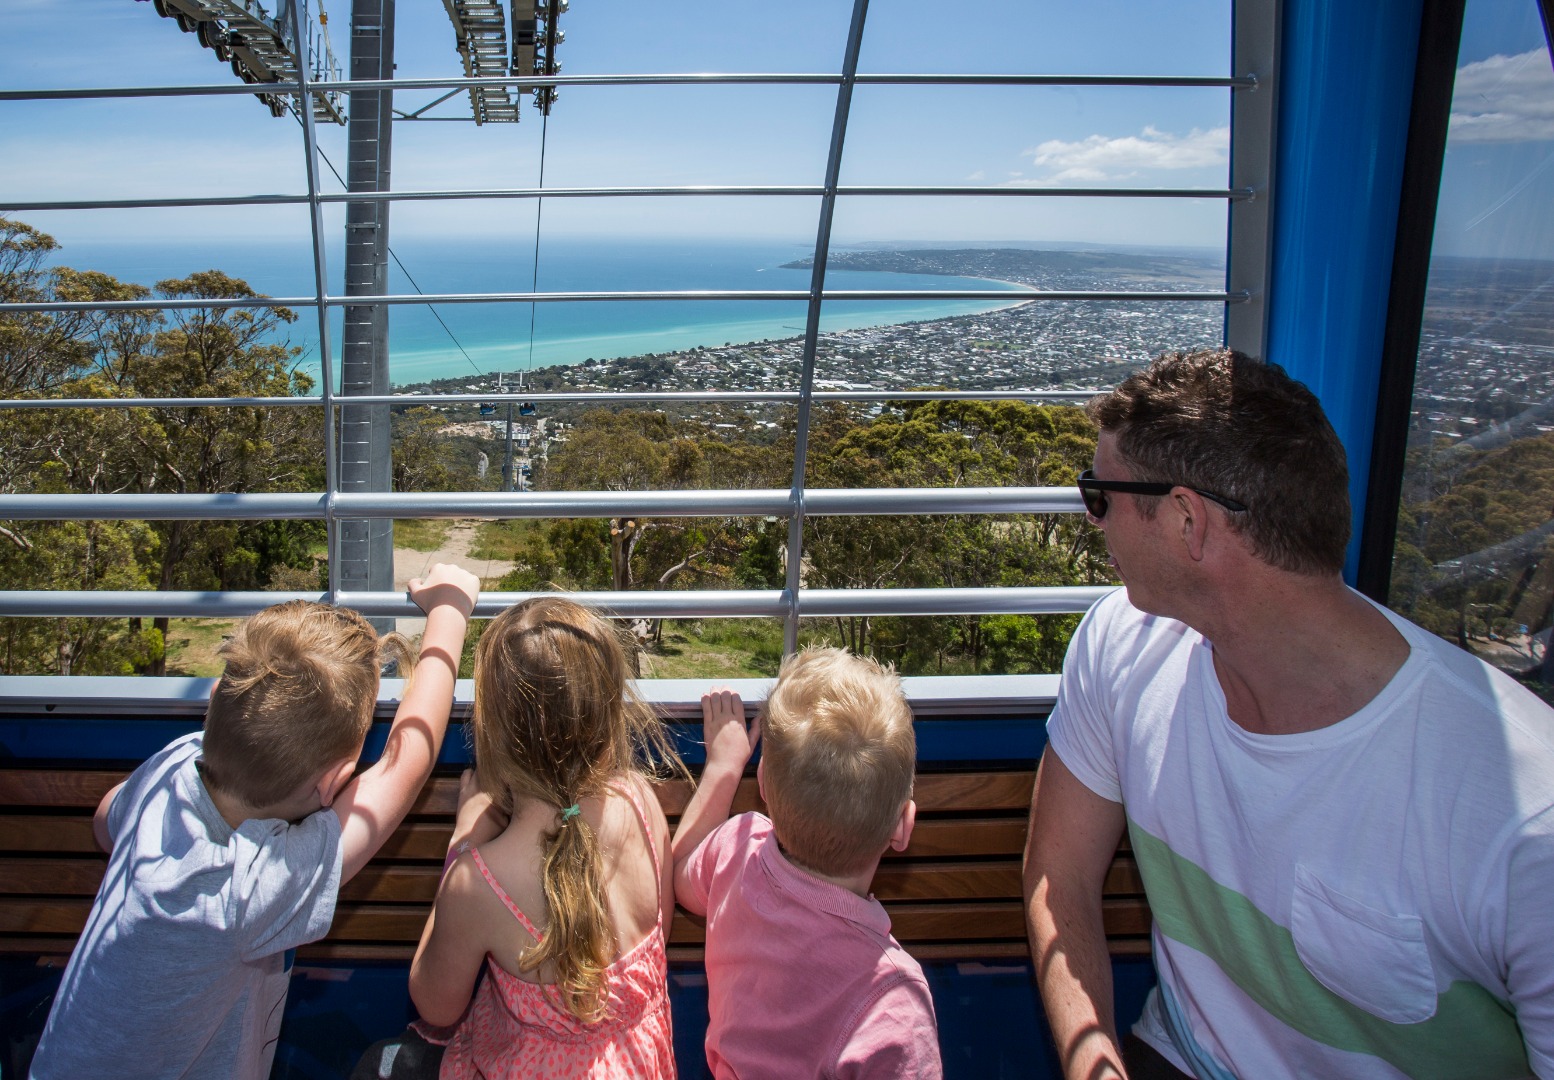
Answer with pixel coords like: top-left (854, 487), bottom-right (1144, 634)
top-left (51, 236), bottom-right (1024, 385)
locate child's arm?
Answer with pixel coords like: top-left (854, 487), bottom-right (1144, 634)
top-left (409, 770), bottom-right (509, 1027)
top-left (331, 563), bottom-right (479, 883)
top-left (671, 687), bottom-right (759, 908)
top-left (91, 781), bottom-right (125, 853)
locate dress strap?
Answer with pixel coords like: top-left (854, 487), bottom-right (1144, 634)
top-left (610, 776), bottom-right (664, 909)
top-left (469, 845), bottom-right (545, 943)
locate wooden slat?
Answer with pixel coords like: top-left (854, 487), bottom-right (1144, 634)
top-left (0, 815), bottom-right (97, 854)
top-left (0, 857), bottom-right (108, 895)
top-left (870, 861), bottom-right (1020, 901)
top-left (0, 895), bottom-right (1152, 947)
top-left (0, 769), bottom-right (125, 809)
top-left (890, 818), bottom-right (1027, 859)
top-left (0, 854), bottom-right (1142, 908)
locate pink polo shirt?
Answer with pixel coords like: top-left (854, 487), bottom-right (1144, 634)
top-left (678, 812), bottom-right (942, 1080)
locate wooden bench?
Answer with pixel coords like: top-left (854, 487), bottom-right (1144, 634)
top-left (0, 763), bottom-right (1150, 963)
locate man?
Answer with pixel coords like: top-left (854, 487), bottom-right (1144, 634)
top-left (1023, 349), bottom-right (1554, 1079)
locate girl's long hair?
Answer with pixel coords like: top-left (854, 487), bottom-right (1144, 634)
top-left (472, 597), bottom-right (684, 1022)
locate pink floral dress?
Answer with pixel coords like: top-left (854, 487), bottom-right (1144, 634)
top-left (428, 780), bottom-right (675, 1079)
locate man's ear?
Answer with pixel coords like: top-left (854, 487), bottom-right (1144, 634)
top-left (1175, 489), bottom-right (1210, 562)
top-left (887, 798), bottom-right (917, 853)
top-left (316, 757), bottom-right (358, 809)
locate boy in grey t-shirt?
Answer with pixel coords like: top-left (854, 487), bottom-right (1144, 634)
top-left (30, 566), bottom-right (478, 1080)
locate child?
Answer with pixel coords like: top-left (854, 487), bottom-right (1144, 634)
top-left (673, 648), bottom-right (943, 1079)
top-left (404, 597), bottom-right (682, 1079)
top-left (29, 564), bottom-right (479, 1080)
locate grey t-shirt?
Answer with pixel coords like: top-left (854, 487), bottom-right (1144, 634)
top-left (31, 731), bottom-right (343, 1080)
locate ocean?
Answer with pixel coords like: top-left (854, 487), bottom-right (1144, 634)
top-left (46, 236), bottom-right (1026, 386)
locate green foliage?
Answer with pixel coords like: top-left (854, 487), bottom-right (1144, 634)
top-left (0, 217), bottom-right (326, 673)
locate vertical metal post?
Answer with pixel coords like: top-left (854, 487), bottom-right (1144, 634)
top-left (1225, 0), bottom-right (1279, 359)
top-left (502, 373), bottom-right (517, 492)
top-left (291, 0), bottom-right (340, 603)
top-left (782, 0), bottom-right (871, 654)
top-left (339, 0), bottom-right (395, 622)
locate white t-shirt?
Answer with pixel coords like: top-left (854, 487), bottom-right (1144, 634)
top-left (31, 731), bottom-right (343, 1080)
top-left (1049, 590), bottom-right (1554, 1080)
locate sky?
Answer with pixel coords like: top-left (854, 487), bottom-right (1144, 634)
top-left (2, 0), bottom-right (1234, 252)
top-left (0, 0), bottom-right (1548, 257)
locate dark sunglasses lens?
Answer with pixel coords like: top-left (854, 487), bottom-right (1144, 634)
top-left (1077, 474), bottom-right (1107, 519)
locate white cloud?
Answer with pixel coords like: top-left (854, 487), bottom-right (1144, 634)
top-left (1449, 49), bottom-right (1554, 143)
top-left (964, 169), bottom-right (986, 181)
top-left (1011, 125), bottom-right (1229, 185)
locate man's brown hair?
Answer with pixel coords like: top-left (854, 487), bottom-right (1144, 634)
top-left (1087, 348), bottom-right (1350, 575)
top-left (760, 647), bottom-right (916, 878)
top-left (202, 601), bottom-right (408, 808)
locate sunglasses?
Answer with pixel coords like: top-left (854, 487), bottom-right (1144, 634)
top-left (1076, 469), bottom-right (1248, 520)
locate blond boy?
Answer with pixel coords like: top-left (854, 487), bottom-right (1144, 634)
top-left (31, 565), bottom-right (478, 1080)
top-left (673, 647), bottom-right (943, 1079)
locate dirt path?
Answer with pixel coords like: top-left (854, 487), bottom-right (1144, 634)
top-left (393, 520), bottom-right (515, 636)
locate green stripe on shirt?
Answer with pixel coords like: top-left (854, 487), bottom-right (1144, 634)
top-left (1128, 822), bottom-right (1529, 1079)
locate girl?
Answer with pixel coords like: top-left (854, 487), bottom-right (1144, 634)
top-left (408, 597), bottom-right (683, 1079)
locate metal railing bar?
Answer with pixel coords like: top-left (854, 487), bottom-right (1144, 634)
top-left (0, 493), bottom-right (328, 520)
top-left (289, 0), bottom-right (341, 605)
top-left (0, 389), bottom-right (1100, 411)
top-left (0, 72), bottom-right (1249, 103)
top-left (786, 0), bottom-right (870, 653)
top-left (0, 585), bottom-right (1116, 620)
top-left (1, 288), bottom-right (1244, 315)
top-left (336, 72), bottom-right (1254, 92)
top-left (0, 486), bottom-right (1088, 521)
top-left (1, 185), bottom-right (1252, 212)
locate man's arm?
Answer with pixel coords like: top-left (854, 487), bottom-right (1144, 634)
top-left (1023, 746), bottom-right (1129, 1080)
top-left (332, 563), bottom-right (478, 883)
top-left (671, 687), bottom-right (758, 912)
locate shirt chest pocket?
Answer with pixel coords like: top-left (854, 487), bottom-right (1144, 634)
top-left (1289, 865), bottom-right (1438, 1024)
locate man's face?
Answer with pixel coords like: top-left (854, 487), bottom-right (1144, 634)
top-left (1089, 431), bottom-right (1174, 617)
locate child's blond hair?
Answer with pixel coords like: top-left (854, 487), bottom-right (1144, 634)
top-left (201, 601), bottom-right (411, 808)
top-left (759, 646), bottom-right (916, 878)
top-left (472, 597), bottom-right (684, 1023)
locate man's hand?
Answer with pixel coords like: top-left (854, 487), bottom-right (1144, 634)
top-left (408, 563), bottom-right (479, 620)
top-left (702, 686), bottom-right (760, 775)
top-left (452, 768), bottom-right (509, 849)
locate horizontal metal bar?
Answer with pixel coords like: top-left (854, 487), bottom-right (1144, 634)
top-left (0, 396), bottom-right (323, 410)
top-left (0, 584), bottom-right (1116, 619)
top-left (0, 389), bottom-right (1100, 411)
top-left (0, 672), bottom-right (1064, 715)
top-left (340, 389), bottom-right (1104, 406)
top-left (0, 72), bottom-right (1250, 102)
top-left (0, 288), bottom-right (1242, 315)
top-left (0, 493), bottom-right (328, 520)
top-left (0, 486), bottom-right (1087, 521)
top-left (0, 81), bottom-right (310, 102)
top-left (3, 185), bottom-right (1251, 213)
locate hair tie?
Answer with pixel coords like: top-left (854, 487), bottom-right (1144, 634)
top-left (560, 803), bottom-right (582, 822)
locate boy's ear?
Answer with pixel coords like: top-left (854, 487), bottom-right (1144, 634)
top-left (316, 757), bottom-right (358, 809)
top-left (756, 757), bottom-right (767, 806)
top-left (887, 799), bottom-right (916, 853)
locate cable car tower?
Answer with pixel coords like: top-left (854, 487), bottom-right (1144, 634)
top-left (139, 0), bottom-right (567, 613)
